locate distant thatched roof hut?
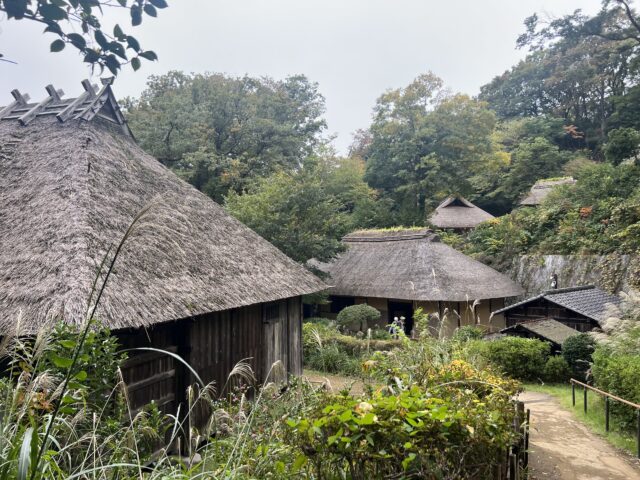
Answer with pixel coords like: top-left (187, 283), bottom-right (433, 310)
top-left (0, 80), bottom-right (324, 422)
top-left (314, 229), bottom-right (523, 337)
top-left (519, 177), bottom-right (576, 206)
top-left (428, 196), bottom-right (494, 230)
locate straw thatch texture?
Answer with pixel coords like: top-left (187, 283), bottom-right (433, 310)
top-left (501, 319), bottom-right (578, 346)
top-left (314, 229), bottom-right (523, 302)
top-left (519, 177), bottom-right (576, 206)
top-left (0, 116), bottom-right (325, 333)
top-left (428, 196), bottom-right (494, 229)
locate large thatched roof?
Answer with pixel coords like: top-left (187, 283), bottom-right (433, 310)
top-left (313, 229), bottom-right (523, 302)
top-left (519, 177), bottom-right (576, 206)
top-left (0, 81), bottom-right (324, 334)
top-left (428, 196), bottom-right (494, 229)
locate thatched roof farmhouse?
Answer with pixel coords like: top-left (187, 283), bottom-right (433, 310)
top-left (519, 177), bottom-right (576, 206)
top-left (428, 196), bottom-right (495, 231)
top-left (0, 80), bottom-right (325, 421)
top-left (314, 229), bottom-right (523, 337)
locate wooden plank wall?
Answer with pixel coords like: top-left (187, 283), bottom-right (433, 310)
top-left (117, 325), bottom-right (181, 416)
top-left (116, 296), bottom-right (305, 429)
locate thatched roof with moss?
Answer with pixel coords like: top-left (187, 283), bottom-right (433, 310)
top-left (519, 177), bottom-right (576, 206)
top-left (314, 229), bottom-right (523, 302)
top-left (428, 196), bottom-right (494, 229)
top-left (0, 82), bottom-right (325, 334)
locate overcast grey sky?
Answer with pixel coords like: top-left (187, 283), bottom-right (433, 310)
top-left (1, 0), bottom-right (602, 153)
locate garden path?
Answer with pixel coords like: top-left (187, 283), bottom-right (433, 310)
top-left (520, 390), bottom-right (640, 479)
top-left (303, 370), bottom-right (367, 395)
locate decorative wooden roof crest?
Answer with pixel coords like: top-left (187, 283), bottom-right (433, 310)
top-left (0, 78), bottom-right (132, 137)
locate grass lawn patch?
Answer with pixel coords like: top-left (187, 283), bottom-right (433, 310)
top-left (524, 383), bottom-right (638, 455)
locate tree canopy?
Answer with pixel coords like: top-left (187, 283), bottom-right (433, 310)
top-left (125, 71), bottom-right (327, 202)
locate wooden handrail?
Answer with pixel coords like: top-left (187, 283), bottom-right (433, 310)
top-left (570, 379), bottom-right (640, 410)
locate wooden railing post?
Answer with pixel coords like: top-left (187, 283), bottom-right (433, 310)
top-left (605, 397), bottom-right (610, 432)
top-left (584, 386), bottom-right (588, 414)
top-left (637, 410), bottom-right (640, 459)
top-left (572, 381), bottom-right (575, 406)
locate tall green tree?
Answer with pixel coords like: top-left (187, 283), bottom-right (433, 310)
top-left (363, 73), bottom-right (507, 223)
top-left (226, 154), bottom-right (391, 263)
top-left (125, 71), bottom-right (327, 202)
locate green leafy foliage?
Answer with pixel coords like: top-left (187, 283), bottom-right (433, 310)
top-left (0, 0), bottom-right (163, 74)
top-left (288, 351), bottom-right (520, 479)
top-left (469, 337), bottom-right (551, 381)
top-left (226, 155), bottom-right (392, 263)
top-left (336, 304), bottom-right (381, 333)
top-left (465, 162), bottom-right (640, 267)
top-left (543, 355), bottom-right (572, 383)
top-left (124, 71), bottom-right (327, 201)
top-left (562, 333), bottom-right (597, 380)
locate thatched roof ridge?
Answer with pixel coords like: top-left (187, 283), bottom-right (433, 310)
top-left (519, 177), bottom-right (576, 206)
top-left (0, 87), bottom-right (324, 334)
top-left (428, 196), bottom-right (494, 229)
top-left (316, 229), bottom-right (523, 302)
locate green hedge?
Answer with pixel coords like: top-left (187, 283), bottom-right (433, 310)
top-left (591, 347), bottom-right (640, 427)
top-left (469, 337), bottom-right (551, 381)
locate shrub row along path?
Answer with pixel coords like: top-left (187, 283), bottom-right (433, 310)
top-left (521, 391), bottom-right (640, 479)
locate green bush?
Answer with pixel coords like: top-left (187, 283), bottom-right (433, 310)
top-left (480, 337), bottom-right (551, 381)
top-left (562, 333), bottom-right (596, 380)
top-left (303, 321), bottom-right (401, 375)
top-left (591, 347), bottom-right (640, 428)
top-left (287, 359), bottom-right (520, 479)
top-left (543, 355), bottom-right (572, 383)
top-left (452, 326), bottom-right (484, 342)
top-left (336, 304), bottom-right (381, 333)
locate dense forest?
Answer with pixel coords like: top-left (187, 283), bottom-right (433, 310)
top-left (124, 1), bottom-right (640, 264)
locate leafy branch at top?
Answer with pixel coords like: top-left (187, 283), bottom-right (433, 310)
top-left (0, 0), bottom-right (166, 75)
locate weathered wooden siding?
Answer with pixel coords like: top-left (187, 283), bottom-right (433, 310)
top-left (116, 297), bottom-right (304, 429)
top-left (117, 325), bottom-right (182, 416)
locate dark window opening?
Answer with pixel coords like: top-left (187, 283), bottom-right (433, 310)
top-left (329, 296), bottom-right (355, 314)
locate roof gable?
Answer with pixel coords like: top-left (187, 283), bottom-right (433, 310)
top-left (0, 79), bottom-right (132, 138)
top-left (428, 196), bottom-right (495, 229)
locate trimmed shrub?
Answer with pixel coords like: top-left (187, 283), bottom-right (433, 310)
top-left (481, 337), bottom-right (551, 381)
top-left (452, 326), bottom-right (484, 342)
top-left (562, 333), bottom-right (596, 380)
top-left (543, 355), bottom-right (572, 383)
top-left (336, 304), bottom-right (381, 333)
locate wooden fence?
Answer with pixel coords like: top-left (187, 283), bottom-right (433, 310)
top-left (570, 378), bottom-right (640, 458)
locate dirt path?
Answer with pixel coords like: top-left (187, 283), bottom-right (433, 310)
top-left (520, 391), bottom-right (640, 479)
top-left (303, 370), bottom-right (367, 395)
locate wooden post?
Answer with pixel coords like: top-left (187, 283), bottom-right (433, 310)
top-left (572, 382), bottom-right (575, 406)
top-left (605, 397), bottom-right (610, 432)
top-left (584, 386), bottom-right (588, 414)
top-left (524, 409), bottom-right (530, 469)
top-left (637, 410), bottom-right (640, 459)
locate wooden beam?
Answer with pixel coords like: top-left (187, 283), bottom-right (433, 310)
top-left (57, 80), bottom-right (97, 122)
top-left (0, 90), bottom-right (30, 119)
top-left (18, 85), bottom-right (63, 126)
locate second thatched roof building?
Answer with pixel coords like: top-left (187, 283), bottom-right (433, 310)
top-left (313, 229), bottom-right (523, 337)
